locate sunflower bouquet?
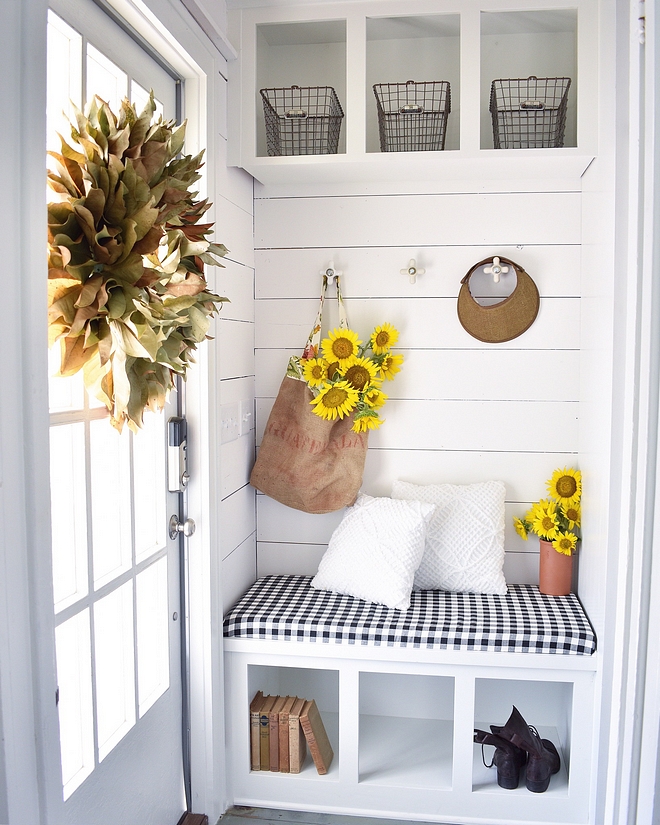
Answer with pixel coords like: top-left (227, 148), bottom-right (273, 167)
top-left (513, 468), bottom-right (582, 555)
top-left (297, 323), bottom-right (403, 434)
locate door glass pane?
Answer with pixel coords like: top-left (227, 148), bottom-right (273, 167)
top-left (133, 412), bottom-right (167, 564)
top-left (47, 11), bottom-right (82, 152)
top-left (87, 389), bottom-right (106, 410)
top-left (86, 43), bottom-right (127, 110)
top-left (90, 420), bottom-right (132, 588)
top-left (94, 581), bottom-right (136, 761)
top-left (137, 557), bottom-right (170, 715)
top-left (56, 610), bottom-right (94, 799)
top-left (48, 345), bottom-right (86, 414)
top-left (50, 423), bottom-right (89, 612)
top-left (131, 80), bottom-right (164, 119)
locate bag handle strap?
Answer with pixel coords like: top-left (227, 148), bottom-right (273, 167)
top-left (301, 272), bottom-right (349, 360)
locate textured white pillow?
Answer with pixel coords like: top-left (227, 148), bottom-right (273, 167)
top-left (391, 480), bottom-right (507, 595)
top-left (311, 494), bottom-right (435, 611)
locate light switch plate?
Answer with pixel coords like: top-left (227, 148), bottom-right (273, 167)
top-left (221, 402), bottom-right (239, 443)
top-left (240, 399), bottom-right (254, 436)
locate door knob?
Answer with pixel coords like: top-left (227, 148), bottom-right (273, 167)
top-left (169, 514), bottom-right (196, 540)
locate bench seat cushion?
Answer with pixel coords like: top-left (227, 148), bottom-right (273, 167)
top-left (223, 575), bottom-right (596, 655)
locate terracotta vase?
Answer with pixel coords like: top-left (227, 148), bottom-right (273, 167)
top-left (538, 539), bottom-right (573, 596)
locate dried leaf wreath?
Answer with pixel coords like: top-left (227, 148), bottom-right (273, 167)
top-left (47, 93), bottom-right (228, 432)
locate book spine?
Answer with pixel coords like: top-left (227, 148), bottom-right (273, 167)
top-left (279, 711), bottom-right (290, 773)
top-left (250, 710), bottom-right (261, 771)
top-left (288, 717), bottom-right (304, 774)
top-left (259, 711), bottom-right (270, 771)
top-left (300, 715), bottom-right (327, 775)
top-left (269, 712), bottom-right (280, 771)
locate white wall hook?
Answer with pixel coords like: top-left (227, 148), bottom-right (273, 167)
top-left (401, 258), bottom-right (425, 285)
top-left (320, 261), bottom-right (342, 285)
top-left (484, 256), bottom-right (510, 284)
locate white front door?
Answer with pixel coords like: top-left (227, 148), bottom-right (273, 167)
top-left (47, 3), bottom-right (187, 822)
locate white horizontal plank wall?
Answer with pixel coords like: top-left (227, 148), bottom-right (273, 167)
top-left (253, 188), bottom-right (581, 584)
top-left (214, 72), bottom-right (258, 616)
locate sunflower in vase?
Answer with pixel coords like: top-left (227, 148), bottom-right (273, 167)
top-left (513, 468), bottom-right (581, 556)
top-left (301, 323), bottom-right (403, 433)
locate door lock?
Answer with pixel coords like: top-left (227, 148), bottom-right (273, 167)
top-left (168, 417), bottom-right (189, 492)
top-left (169, 514), bottom-right (196, 540)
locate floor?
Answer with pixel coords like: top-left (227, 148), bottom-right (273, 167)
top-left (219, 807), bottom-right (452, 825)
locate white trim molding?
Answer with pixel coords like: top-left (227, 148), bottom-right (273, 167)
top-left (602, 1), bottom-right (660, 823)
top-left (180, 0), bottom-right (238, 60)
top-left (0, 0), bottom-right (52, 823)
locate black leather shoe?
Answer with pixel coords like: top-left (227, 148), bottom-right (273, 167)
top-left (474, 728), bottom-right (527, 789)
top-left (491, 706), bottom-right (560, 793)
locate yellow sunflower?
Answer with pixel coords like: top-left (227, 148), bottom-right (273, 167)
top-left (352, 411), bottom-right (383, 433)
top-left (547, 467), bottom-right (582, 507)
top-left (325, 361), bottom-right (341, 380)
top-left (552, 531), bottom-right (578, 556)
top-left (370, 323), bottom-right (399, 355)
top-left (364, 386), bottom-right (387, 409)
top-left (530, 499), bottom-right (560, 540)
top-left (310, 381), bottom-right (359, 421)
top-left (561, 502), bottom-right (581, 531)
top-left (302, 358), bottom-right (328, 388)
top-left (343, 357), bottom-right (379, 391)
top-left (321, 328), bottom-right (361, 369)
top-left (379, 352), bottom-right (404, 381)
top-left (513, 517), bottom-right (529, 541)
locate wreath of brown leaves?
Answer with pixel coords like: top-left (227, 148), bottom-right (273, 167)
top-left (48, 93), bottom-right (228, 431)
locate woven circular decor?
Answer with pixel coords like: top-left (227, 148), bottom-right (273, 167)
top-left (457, 256), bottom-right (540, 343)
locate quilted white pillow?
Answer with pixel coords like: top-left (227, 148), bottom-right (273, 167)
top-left (391, 480), bottom-right (507, 595)
top-left (311, 494), bottom-right (435, 611)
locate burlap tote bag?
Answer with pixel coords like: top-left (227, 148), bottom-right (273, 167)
top-left (250, 274), bottom-right (368, 514)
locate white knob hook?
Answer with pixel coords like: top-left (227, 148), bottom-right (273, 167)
top-left (321, 261), bottom-right (342, 285)
top-left (484, 256), bottom-right (509, 284)
top-left (401, 258), bottom-right (425, 285)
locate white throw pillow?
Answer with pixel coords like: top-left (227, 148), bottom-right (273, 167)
top-left (311, 494), bottom-right (435, 611)
top-left (391, 480), bottom-right (507, 595)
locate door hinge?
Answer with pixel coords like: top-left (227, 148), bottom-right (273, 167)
top-left (638, 0), bottom-right (646, 44)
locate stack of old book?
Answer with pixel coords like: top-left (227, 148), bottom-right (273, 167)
top-left (249, 692), bottom-right (334, 775)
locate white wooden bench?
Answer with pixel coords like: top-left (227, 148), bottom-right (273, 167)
top-left (224, 575), bottom-right (597, 825)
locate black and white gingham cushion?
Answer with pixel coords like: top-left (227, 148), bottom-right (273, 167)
top-left (223, 575), bottom-right (596, 655)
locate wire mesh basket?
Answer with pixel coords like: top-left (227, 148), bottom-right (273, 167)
top-left (260, 85), bottom-right (344, 156)
top-left (489, 76), bottom-right (571, 149)
top-left (373, 80), bottom-right (451, 152)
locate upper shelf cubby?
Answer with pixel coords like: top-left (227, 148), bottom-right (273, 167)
top-left (480, 10), bottom-right (578, 150)
top-left (256, 19), bottom-right (347, 157)
top-left (366, 15), bottom-right (461, 154)
top-left (227, 0), bottom-right (597, 187)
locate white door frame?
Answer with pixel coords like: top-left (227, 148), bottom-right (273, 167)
top-left (601, 2), bottom-right (660, 823)
top-left (0, 0), bottom-right (230, 822)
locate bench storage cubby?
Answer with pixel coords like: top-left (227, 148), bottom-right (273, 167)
top-left (224, 576), bottom-right (597, 824)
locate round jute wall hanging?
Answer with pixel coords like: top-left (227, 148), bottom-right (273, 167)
top-left (457, 256), bottom-right (540, 343)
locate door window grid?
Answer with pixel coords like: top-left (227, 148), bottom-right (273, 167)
top-left (50, 416), bottom-right (171, 794)
top-left (47, 10), bottom-right (171, 798)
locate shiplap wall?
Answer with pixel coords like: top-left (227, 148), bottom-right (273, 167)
top-left (251, 189), bottom-right (581, 587)
top-left (214, 72), bottom-right (258, 613)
